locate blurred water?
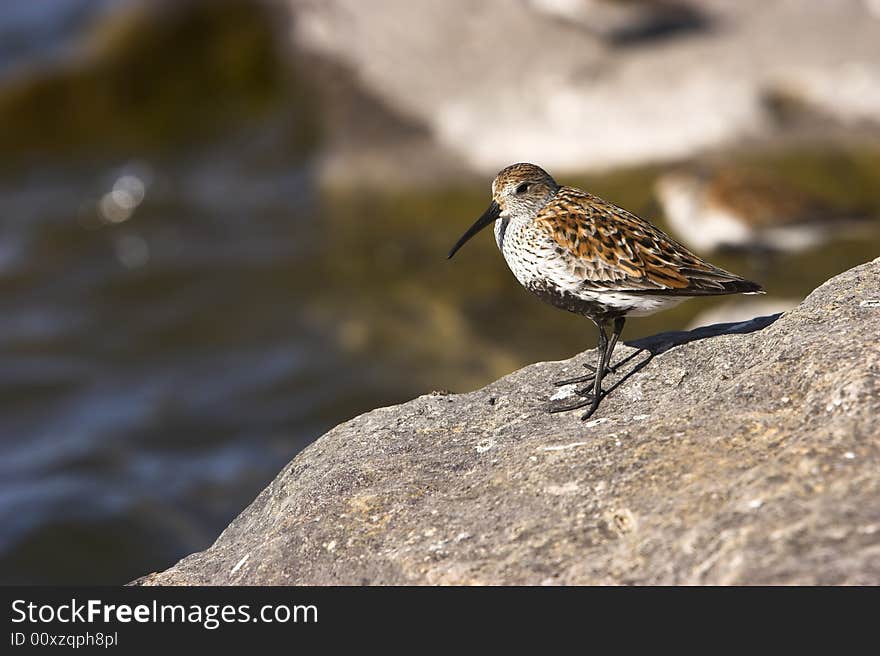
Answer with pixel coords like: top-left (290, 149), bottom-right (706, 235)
top-left (0, 148), bottom-right (419, 583)
top-left (0, 0), bottom-right (127, 79)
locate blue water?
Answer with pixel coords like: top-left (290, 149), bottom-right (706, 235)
top-left (0, 0), bottom-right (124, 79)
top-left (0, 145), bottom-right (415, 582)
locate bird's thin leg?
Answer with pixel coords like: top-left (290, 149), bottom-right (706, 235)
top-left (580, 321), bottom-right (611, 420)
top-left (606, 316), bottom-right (625, 369)
top-left (554, 316), bottom-right (626, 387)
top-left (549, 320), bottom-right (609, 415)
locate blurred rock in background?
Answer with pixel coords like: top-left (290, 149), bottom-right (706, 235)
top-left (286, 0), bottom-right (880, 183)
top-left (686, 296), bottom-right (799, 331)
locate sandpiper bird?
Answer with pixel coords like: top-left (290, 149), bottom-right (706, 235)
top-left (449, 163), bottom-right (764, 420)
top-left (654, 168), bottom-right (872, 254)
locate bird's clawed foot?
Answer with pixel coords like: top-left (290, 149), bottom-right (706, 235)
top-left (549, 317), bottom-right (625, 422)
top-left (553, 362), bottom-right (618, 387)
top-left (547, 392), bottom-right (603, 420)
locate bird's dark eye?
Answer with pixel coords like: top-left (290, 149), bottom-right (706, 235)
top-left (515, 182), bottom-right (531, 194)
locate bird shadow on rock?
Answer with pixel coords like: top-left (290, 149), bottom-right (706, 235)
top-left (628, 312), bottom-right (782, 356)
top-left (549, 313), bottom-right (783, 412)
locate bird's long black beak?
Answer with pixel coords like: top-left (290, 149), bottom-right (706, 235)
top-left (447, 201), bottom-right (501, 259)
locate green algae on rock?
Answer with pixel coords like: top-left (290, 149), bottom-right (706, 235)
top-left (0, 0), bottom-right (312, 158)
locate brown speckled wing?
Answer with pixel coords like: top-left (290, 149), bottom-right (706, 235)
top-left (533, 187), bottom-right (762, 295)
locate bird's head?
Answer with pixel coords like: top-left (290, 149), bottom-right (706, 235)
top-left (448, 163), bottom-right (559, 258)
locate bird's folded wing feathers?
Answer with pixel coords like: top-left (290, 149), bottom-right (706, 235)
top-left (533, 187), bottom-right (763, 296)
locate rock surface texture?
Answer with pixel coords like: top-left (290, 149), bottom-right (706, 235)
top-left (135, 259), bottom-right (880, 585)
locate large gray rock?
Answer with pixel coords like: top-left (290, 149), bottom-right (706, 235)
top-left (134, 259), bottom-right (880, 585)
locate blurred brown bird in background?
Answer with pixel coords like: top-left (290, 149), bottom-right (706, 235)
top-left (654, 167), bottom-right (875, 254)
